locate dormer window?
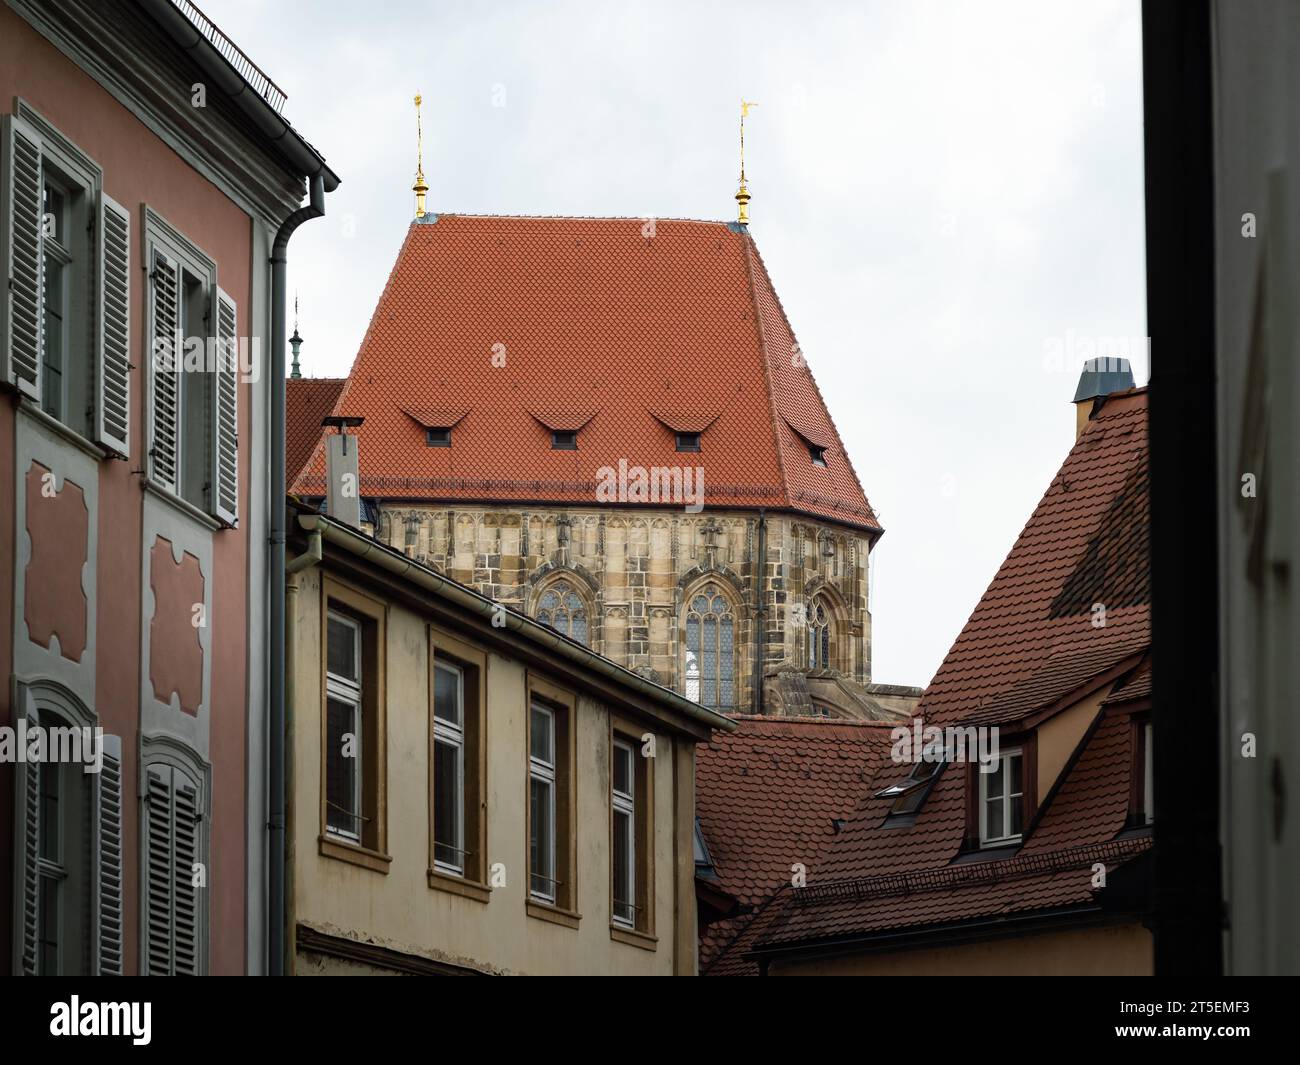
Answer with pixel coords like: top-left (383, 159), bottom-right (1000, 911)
top-left (809, 445), bottom-right (828, 467)
top-left (878, 757), bottom-right (943, 817)
top-left (676, 431), bottom-right (701, 453)
top-left (551, 429), bottom-right (578, 450)
top-left (980, 748), bottom-right (1024, 846)
top-left (1132, 717), bottom-right (1153, 826)
top-left (426, 427), bottom-right (452, 448)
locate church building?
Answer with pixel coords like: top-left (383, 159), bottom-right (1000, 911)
top-left (289, 114), bottom-right (917, 721)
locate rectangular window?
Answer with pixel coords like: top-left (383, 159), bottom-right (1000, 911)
top-left (551, 429), bottom-right (578, 450)
top-left (980, 748), bottom-right (1024, 845)
top-left (529, 701), bottom-right (557, 902)
top-left (611, 739), bottom-right (635, 928)
top-left (143, 207), bottom-right (237, 523)
top-left (526, 678), bottom-right (576, 918)
top-left (609, 724), bottom-right (655, 941)
top-left (141, 758), bottom-right (207, 975)
top-left (429, 630), bottom-right (488, 896)
top-left (320, 580), bottom-right (388, 870)
top-left (426, 427), bottom-right (451, 447)
top-left (675, 431), bottom-right (701, 452)
top-left (809, 444), bottom-right (828, 467)
top-left (326, 612), bottom-right (363, 842)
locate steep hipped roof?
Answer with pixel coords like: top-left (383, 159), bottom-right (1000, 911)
top-left (290, 215), bottom-right (879, 532)
top-left (694, 715), bottom-right (897, 975)
top-left (750, 389), bottom-right (1152, 956)
top-left (286, 378), bottom-right (346, 485)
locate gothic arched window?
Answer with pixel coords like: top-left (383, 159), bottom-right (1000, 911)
top-left (536, 580), bottom-right (590, 646)
top-left (807, 596), bottom-right (833, 670)
top-left (684, 583), bottom-right (736, 708)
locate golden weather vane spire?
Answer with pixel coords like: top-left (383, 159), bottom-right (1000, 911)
top-left (413, 92), bottom-right (429, 219)
top-left (736, 99), bottom-right (758, 225)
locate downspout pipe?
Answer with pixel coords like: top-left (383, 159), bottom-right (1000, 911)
top-left (269, 174), bottom-right (326, 976)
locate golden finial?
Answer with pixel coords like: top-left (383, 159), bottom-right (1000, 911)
top-left (413, 92), bottom-right (429, 219)
top-left (736, 99), bottom-right (757, 225)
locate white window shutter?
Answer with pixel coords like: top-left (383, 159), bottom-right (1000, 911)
top-left (147, 249), bottom-right (180, 492)
top-left (212, 286), bottom-right (238, 524)
top-left (95, 734), bottom-right (124, 975)
top-left (95, 195), bottom-right (131, 456)
top-left (142, 762), bottom-right (205, 975)
top-left (1, 114), bottom-right (43, 400)
top-left (142, 764), bottom-right (173, 975)
top-left (11, 699), bottom-right (39, 975)
top-left (172, 776), bottom-right (201, 975)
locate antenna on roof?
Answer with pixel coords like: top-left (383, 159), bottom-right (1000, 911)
top-left (736, 99), bottom-right (758, 225)
top-left (413, 92), bottom-right (429, 219)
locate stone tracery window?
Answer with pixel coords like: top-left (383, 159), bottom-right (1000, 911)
top-left (535, 579), bottom-right (589, 646)
top-left (684, 583), bottom-right (736, 708)
top-left (807, 595), bottom-right (833, 670)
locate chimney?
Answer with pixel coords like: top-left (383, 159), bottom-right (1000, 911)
top-left (1072, 356), bottom-right (1135, 439)
top-left (322, 416), bottom-right (364, 528)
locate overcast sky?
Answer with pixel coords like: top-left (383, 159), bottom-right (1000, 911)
top-left (207, 0), bottom-right (1146, 688)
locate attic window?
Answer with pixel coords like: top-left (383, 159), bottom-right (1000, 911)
top-left (426, 427), bottom-right (452, 448)
top-left (980, 748), bottom-right (1024, 846)
top-left (551, 430), bottom-right (578, 450)
top-left (676, 431), bottom-right (701, 453)
top-left (877, 758), bottom-right (943, 816)
top-left (809, 444), bottom-right (828, 467)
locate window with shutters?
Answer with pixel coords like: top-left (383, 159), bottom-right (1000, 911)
top-left (12, 683), bottom-right (123, 976)
top-left (429, 628), bottom-right (488, 900)
top-left (526, 677), bottom-right (577, 923)
top-left (142, 207), bottom-right (238, 524)
top-left (682, 582), bottom-right (737, 710)
top-left (2, 106), bottom-right (129, 452)
top-left (320, 578), bottom-right (389, 872)
top-left (609, 725), bottom-right (654, 944)
top-left (140, 752), bottom-right (208, 975)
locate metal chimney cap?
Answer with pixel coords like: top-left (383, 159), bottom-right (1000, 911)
top-left (1073, 356), bottom-right (1135, 403)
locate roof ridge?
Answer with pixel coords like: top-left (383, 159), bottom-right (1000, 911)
top-left (743, 237), bottom-right (877, 528)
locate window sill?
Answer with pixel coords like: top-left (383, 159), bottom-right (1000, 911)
top-left (17, 399), bottom-right (109, 461)
top-left (610, 924), bottom-right (657, 951)
top-left (319, 834), bottom-right (392, 874)
top-left (526, 899), bottom-right (581, 929)
top-left (428, 868), bottom-right (492, 903)
top-left (143, 480), bottom-right (223, 531)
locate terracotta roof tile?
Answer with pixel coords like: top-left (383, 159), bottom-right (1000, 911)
top-left (695, 715), bottom-right (897, 974)
top-left (746, 390), bottom-right (1152, 956)
top-left (286, 377), bottom-right (345, 486)
top-left (290, 216), bottom-right (879, 530)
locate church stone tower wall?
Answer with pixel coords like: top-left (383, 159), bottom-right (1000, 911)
top-left (371, 502), bottom-right (880, 718)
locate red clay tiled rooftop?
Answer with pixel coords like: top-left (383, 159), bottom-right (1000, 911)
top-left (291, 215), bottom-right (879, 532)
top-left (286, 377), bottom-right (345, 485)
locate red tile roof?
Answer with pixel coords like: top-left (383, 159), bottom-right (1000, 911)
top-left (746, 390), bottom-right (1152, 957)
top-left (694, 715), bottom-right (898, 974)
top-left (286, 377), bottom-right (345, 485)
top-left (290, 215), bottom-right (879, 531)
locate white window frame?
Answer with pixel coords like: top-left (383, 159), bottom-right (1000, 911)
top-left (611, 738), bottom-right (636, 929)
top-left (432, 660), bottom-right (466, 876)
top-left (979, 747), bottom-right (1024, 846)
top-left (1143, 721), bottom-right (1154, 825)
top-left (325, 611), bottom-right (364, 844)
top-left (529, 702), bottom-right (557, 904)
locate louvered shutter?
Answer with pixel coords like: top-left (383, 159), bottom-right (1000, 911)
top-left (143, 764), bottom-right (173, 975)
top-left (95, 195), bottom-right (131, 456)
top-left (211, 286), bottom-right (238, 524)
top-left (95, 734), bottom-right (124, 975)
top-left (147, 250), bottom-right (181, 492)
top-left (142, 763), bottom-right (204, 975)
top-left (172, 775), bottom-right (201, 975)
top-left (1, 114), bottom-right (43, 399)
top-left (11, 701), bottom-right (39, 975)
